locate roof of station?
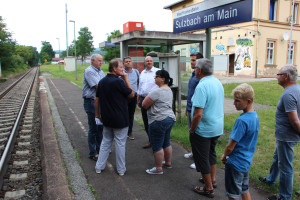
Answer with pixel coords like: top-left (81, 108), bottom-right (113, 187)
top-left (110, 30), bottom-right (206, 47)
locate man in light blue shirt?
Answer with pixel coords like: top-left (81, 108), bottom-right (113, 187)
top-left (190, 58), bottom-right (224, 198)
top-left (123, 56), bottom-right (139, 140)
top-left (82, 54), bottom-right (105, 161)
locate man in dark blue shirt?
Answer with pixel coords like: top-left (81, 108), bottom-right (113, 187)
top-left (184, 52), bottom-right (203, 169)
top-left (94, 58), bottom-right (134, 176)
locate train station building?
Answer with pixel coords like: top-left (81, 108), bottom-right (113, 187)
top-left (164, 0), bottom-right (300, 77)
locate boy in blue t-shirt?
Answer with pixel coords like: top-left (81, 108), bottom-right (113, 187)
top-left (221, 83), bottom-right (259, 200)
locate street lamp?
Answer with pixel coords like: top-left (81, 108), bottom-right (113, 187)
top-left (69, 20), bottom-right (77, 80)
top-left (56, 38), bottom-right (61, 71)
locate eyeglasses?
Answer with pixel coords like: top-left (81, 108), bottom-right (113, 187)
top-left (276, 73), bottom-right (286, 76)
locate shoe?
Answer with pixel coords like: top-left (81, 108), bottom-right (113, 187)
top-left (89, 155), bottom-right (98, 161)
top-left (267, 194), bottom-right (284, 200)
top-left (199, 178), bottom-right (217, 188)
top-left (190, 163), bottom-right (196, 169)
top-left (162, 163), bottom-right (172, 169)
top-left (127, 134), bottom-right (135, 140)
top-left (143, 143), bottom-right (151, 149)
top-left (193, 186), bottom-right (214, 198)
top-left (259, 176), bottom-right (272, 186)
top-left (184, 152), bottom-right (193, 159)
top-left (118, 172), bottom-right (125, 176)
top-left (146, 167), bottom-right (163, 175)
top-left (95, 167), bottom-right (101, 174)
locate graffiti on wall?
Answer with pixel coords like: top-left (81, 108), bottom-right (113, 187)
top-left (190, 44), bottom-right (200, 54)
top-left (234, 38), bottom-right (253, 71)
top-left (216, 44), bottom-right (227, 53)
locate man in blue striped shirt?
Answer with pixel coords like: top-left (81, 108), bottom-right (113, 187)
top-left (82, 54), bottom-right (105, 161)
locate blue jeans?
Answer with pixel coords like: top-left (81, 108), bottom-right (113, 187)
top-left (266, 140), bottom-right (298, 200)
top-left (83, 99), bottom-right (103, 157)
top-left (225, 162), bottom-right (249, 199)
top-left (148, 117), bottom-right (175, 153)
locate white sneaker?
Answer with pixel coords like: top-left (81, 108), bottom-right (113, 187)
top-left (95, 167), bottom-right (101, 174)
top-left (184, 152), bottom-right (193, 159)
top-left (189, 163), bottom-right (196, 169)
top-left (146, 167), bottom-right (163, 175)
top-left (118, 172), bottom-right (125, 176)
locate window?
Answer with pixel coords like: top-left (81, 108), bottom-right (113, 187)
top-left (267, 41), bottom-right (275, 64)
top-left (287, 42), bottom-right (295, 64)
top-left (293, 3), bottom-right (299, 24)
top-left (269, 0), bottom-right (278, 21)
top-left (181, 48), bottom-right (186, 57)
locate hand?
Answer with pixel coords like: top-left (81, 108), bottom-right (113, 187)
top-left (137, 96), bottom-right (141, 108)
top-left (95, 118), bottom-right (103, 125)
top-left (120, 72), bottom-right (128, 80)
top-left (221, 154), bottom-right (226, 164)
top-left (185, 108), bottom-right (187, 116)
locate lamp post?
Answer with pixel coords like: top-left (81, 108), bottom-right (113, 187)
top-left (288, 0), bottom-right (295, 64)
top-left (69, 20), bottom-right (77, 80)
top-left (56, 38), bottom-right (61, 71)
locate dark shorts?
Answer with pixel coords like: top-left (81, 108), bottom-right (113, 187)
top-left (225, 162), bottom-right (249, 199)
top-left (190, 133), bottom-right (219, 174)
top-left (148, 117), bottom-right (175, 153)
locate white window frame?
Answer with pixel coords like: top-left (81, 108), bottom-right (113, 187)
top-left (267, 41), bottom-right (275, 64)
top-left (293, 3), bottom-right (299, 24)
top-left (287, 42), bottom-right (295, 64)
top-left (270, 0), bottom-right (278, 21)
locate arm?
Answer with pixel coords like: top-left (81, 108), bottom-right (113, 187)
top-left (121, 73), bottom-right (134, 98)
top-left (288, 111), bottom-right (300, 135)
top-left (142, 96), bottom-right (154, 109)
top-left (189, 107), bottom-right (203, 133)
top-left (221, 139), bottom-right (237, 164)
top-left (94, 97), bottom-right (101, 120)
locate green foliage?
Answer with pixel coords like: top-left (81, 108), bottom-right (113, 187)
top-left (15, 45), bottom-right (38, 66)
top-left (76, 27), bottom-right (95, 63)
top-left (0, 16), bottom-right (16, 70)
top-left (40, 41), bottom-right (55, 64)
top-left (103, 30), bottom-right (122, 61)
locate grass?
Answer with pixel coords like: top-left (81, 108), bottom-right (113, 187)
top-left (40, 65), bottom-right (300, 199)
top-left (40, 64), bottom-right (109, 88)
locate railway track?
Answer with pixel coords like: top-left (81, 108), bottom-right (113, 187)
top-left (0, 67), bottom-right (42, 199)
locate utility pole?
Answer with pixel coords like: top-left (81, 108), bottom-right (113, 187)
top-left (65, 3), bottom-right (69, 56)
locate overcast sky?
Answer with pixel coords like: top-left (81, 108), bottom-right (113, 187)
top-left (1, 0), bottom-right (175, 52)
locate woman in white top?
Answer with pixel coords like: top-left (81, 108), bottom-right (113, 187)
top-left (142, 69), bottom-right (176, 175)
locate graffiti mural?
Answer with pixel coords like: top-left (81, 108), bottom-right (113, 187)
top-left (190, 44), bottom-right (200, 54)
top-left (234, 38), bottom-right (253, 71)
top-left (216, 44), bottom-right (227, 53)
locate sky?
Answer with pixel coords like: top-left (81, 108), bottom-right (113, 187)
top-left (1, 0), bottom-right (175, 52)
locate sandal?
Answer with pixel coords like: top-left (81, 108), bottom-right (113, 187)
top-left (199, 178), bottom-right (217, 188)
top-left (193, 186), bottom-right (214, 198)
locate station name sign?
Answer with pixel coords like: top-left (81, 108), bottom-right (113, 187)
top-left (173, 0), bottom-right (253, 33)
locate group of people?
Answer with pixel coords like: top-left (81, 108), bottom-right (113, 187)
top-left (82, 54), bottom-right (175, 176)
top-left (82, 53), bottom-right (300, 200)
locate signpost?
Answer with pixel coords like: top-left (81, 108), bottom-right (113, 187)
top-left (173, 0), bottom-right (253, 33)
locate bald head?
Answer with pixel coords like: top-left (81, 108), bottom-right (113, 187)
top-left (145, 56), bottom-right (154, 70)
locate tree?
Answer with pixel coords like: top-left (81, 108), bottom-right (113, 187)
top-left (103, 30), bottom-right (122, 62)
top-left (0, 16), bottom-right (16, 69)
top-left (40, 41), bottom-right (55, 64)
top-left (77, 27), bottom-right (95, 63)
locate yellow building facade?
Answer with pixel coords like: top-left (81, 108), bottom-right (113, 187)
top-left (167, 0), bottom-right (300, 77)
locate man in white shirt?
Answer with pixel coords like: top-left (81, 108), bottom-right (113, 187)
top-left (137, 56), bottom-right (159, 148)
